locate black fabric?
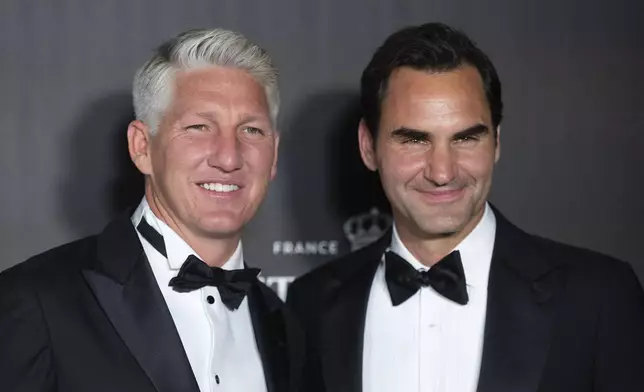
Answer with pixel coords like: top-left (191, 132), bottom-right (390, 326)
top-left (384, 250), bottom-right (468, 306)
top-left (0, 211), bottom-right (305, 392)
top-left (137, 217), bottom-right (260, 311)
top-left (288, 207), bottom-right (644, 392)
top-left (136, 218), bottom-right (167, 258)
top-left (169, 255), bottom-right (260, 310)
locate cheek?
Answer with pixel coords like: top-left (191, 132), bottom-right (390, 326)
top-left (454, 149), bottom-right (496, 180)
top-left (161, 142), bottom-right (205, 172)
top-left (244, 143), bottom-right (276, 174)
top-left (380, 150), bottom-right (426, 186)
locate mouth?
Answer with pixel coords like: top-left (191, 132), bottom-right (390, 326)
top-left (418, 188), bottom-right (466, 203)
top-left (197, 182), bottom-right (242, 194)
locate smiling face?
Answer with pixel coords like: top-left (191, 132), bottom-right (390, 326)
top-left (359, 65), bottom-right (499, 241)
top-left (128, 66), bottom-right (279, 242)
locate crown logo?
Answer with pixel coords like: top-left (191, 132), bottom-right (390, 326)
top-left (343, 207), bottom-right (392, 251)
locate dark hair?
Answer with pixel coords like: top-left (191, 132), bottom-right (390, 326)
top-left (360, 22), bottom-right (503, 137)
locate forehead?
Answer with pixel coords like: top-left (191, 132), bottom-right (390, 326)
top-left (169, 66), bottom-right (269, 115)
top-left (381, 65), bottom-right (491, 128)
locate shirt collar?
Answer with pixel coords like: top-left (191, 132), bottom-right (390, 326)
top-left (131, 197), bottom-right (244, 271)
top-left (389, 202), bottom-right (496, 288)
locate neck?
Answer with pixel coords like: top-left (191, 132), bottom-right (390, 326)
top-left (145, 188), bottom-right (240, 268)
top-left (395, 207), bottom-right (485, 267)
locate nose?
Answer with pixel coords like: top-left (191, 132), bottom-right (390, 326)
top-left (423, 142), bottom-right (456, 186)
top-left (206, 129), bottom-right (243, 173)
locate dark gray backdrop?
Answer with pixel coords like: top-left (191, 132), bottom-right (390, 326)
top-left (1, 0), bottom-right (642, 299)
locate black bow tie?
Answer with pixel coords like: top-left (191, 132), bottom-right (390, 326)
top-left (169, 255), bottom-right (260, 310)
top-left (137, 217), bottom-right (260, 311)
top-left (384, 250), bottom-right (469, 306)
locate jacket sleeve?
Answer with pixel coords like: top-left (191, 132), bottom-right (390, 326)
top-left (0, 265), bottom-right (56, 392)
top-left (594, 261), bottom-right (644, 391)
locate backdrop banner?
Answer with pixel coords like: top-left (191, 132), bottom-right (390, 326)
top-left (1, 0), bottom-right (642, 299)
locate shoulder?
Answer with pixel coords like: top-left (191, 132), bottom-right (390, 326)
top-left (0, 239), bottom-right (102, 388)
top-left (290, 238), bottom-right (382, 296)
top-left (287, 257), bottom-right (343, 296)
top-left (493, 207), bottom-right (635, 282)
top-left (2, 235), bottom-right (99, 279)
top-left (530, 237), bottom-right (644, 344)
top-left (0, 236), bottom-right (98, 357)
top-left (0, 236), bottom-right (99, 299)
top-left (287, 235), bottom-right (388, 315)
top-left (530, 234), bottom-right (635, 277)
top-left (512, 229), bottom-right (643, 301)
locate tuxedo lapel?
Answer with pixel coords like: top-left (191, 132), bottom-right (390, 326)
top-left (83, 213), bottom-right (199, 392)
top-left (248, 282), bottom-right (295, 392)
top-left (319, 234), bottom-right (389, 392)
top-left (477, 210), bottom-right (565, 392)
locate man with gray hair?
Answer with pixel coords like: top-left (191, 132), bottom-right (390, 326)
top-left (0, 28), bottom-right (304, 392)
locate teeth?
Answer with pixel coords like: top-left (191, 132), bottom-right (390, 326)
top-left (200, 183), bottom-right (239, 192)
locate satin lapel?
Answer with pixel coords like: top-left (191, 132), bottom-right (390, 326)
top-left (477, 210), bottom-right (565, 392)
top-left (319, 234), bottom-right (389, 392)
top-left (83, 213), bottom-right (199, 392)
top-left (248, 282), bottom-right (292, 392)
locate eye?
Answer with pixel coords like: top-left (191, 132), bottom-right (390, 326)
top-left (402, 136), bottom-right (427, 144)
top-left (455, 135), bottom-right (480, 143)
top-left (185, 124), bottom-right (209, 131)
top-left (243, 126), bottom-right (265, 136)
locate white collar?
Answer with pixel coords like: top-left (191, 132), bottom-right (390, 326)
top-left (390, 202), bottom-right (496, 288)
top-left (131, 197), bottom-right (244, 271)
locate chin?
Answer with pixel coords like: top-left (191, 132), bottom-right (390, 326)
top-left (195, 216), bottom-right (245, 238)
top-left (415, 214), bottom-right (467, 236)
top-left (198, 225), bottom-right (244, 239)
top-left (421, 224), bottom-right (462, 238)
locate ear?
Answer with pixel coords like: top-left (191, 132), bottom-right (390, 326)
top-left (358, 119), bottom-right (378, 171)
top-left (127, 120), bottom-right (154, 175)
top-left (270, 131), bottom-right (280, 180)
top-left (494, 125), bottom-right (501, 163)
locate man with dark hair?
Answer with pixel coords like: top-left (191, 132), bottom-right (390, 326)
top-left (288, 22), bottom-right (644, 392)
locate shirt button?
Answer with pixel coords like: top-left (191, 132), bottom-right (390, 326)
top-left (206, 295), bottom-right (215, 304)
top-left (215, 374), bottom-right (220, 384)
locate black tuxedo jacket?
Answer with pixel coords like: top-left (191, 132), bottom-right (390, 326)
top-left (0, 212), bottom-right (304, 392)
top-left (288, 209), bottom-right (644, 392)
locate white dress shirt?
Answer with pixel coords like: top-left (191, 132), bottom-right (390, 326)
top-left (363, 203), bottom-right (496, 392)
top-left (131, 199), bottom-right (267, 392)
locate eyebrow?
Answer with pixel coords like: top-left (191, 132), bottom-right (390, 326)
top-left (238, 113), bottom-right (270, 125)
top-left (452, 124), bottom-right (490, 140)
top-left (187, 112), bottom-right (271, 127)
top-left (391, 123), bottom-right (489, 141)
top-left (391, 127), bottom-right (430, 141)
top-left (192, 112), bottom-right (218, 123)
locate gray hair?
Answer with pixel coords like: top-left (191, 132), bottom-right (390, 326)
top-left (132, 28), bottom-right (280, 134)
